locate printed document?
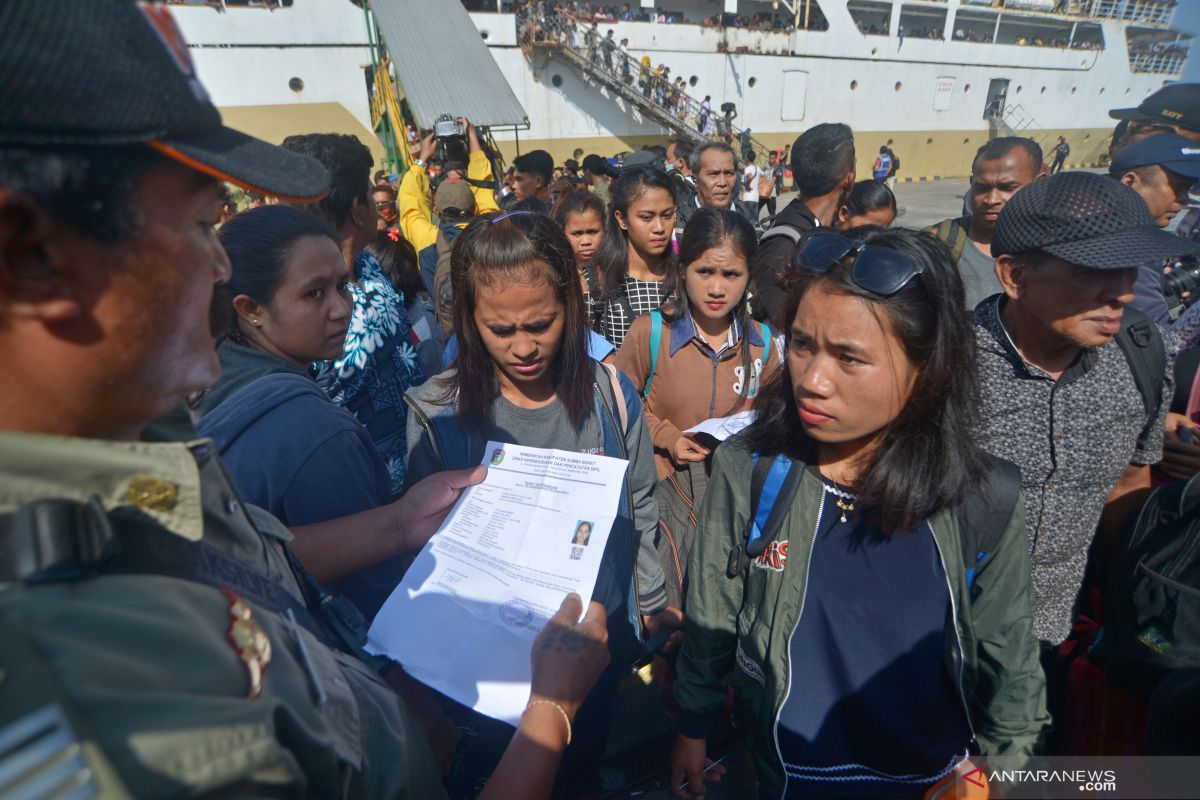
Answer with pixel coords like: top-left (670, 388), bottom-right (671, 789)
top-left (684, 410), bottom-right (755, 442)
top-left (366, 441), bottom-right (629, 725)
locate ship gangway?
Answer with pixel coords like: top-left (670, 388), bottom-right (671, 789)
top-left (524, 10), bottom-right (776, 169)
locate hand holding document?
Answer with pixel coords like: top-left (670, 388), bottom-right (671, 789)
top-left (684, 410), bottom-right (755, 443)
top-left (367, 441), bottom-right (629, 725)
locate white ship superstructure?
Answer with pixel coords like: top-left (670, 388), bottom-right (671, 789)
top-left (169, 0), bottom-right (1191, 178)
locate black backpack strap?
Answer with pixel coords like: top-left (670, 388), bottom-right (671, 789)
top-left (1114, 306), bottom-right (1166, 418)
top-left (0, 497), bottom-right (382, 667)
top-left (957, 456), bottom-right (1022, 593)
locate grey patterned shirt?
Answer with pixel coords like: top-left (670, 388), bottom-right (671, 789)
top-left (974, 296), bottom-right (1172, 643)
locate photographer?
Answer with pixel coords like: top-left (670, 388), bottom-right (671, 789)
top-left (400, 117), bottom-right (499, 298)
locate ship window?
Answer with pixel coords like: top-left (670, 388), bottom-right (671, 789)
top-left (481, 31), bottom-right (489, 41)
top-left (1099, 87), bottom-right (1105, 95)
top-left (894, 81), bottom-right (902, 91)
top-left (1041, 86), bottom-right (1047, 94)
top-left (848, 0), bottom-right (893, 37)
top-left (551, 74), bottom-right (563, 88)
top-left (749, 77), bottom-right (758, 88)
top-left (288, 77), bottom-right (304, 93)
top-left (1015, 85), bottom-right (1022, 94)
top-left (899, 5), bottom-right (947, 41)
top-left (1071, 87), bottom-right (1077, 95)
top-left (690, 76), bottom-right (699, 87)
top-left (850, 80), bottom-right (859, 90)
top-left (964, 83), bottom-right (971, 93)
top-left (953, 11), bottom-right (997, 44)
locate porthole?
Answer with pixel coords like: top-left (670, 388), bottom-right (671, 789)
top-left (851, 80), bottom-right (859, 90)
top-left (1040, 86), bottom-right (1047, 94)
top-left (480, 30), bottom-right (489, 41)
top-left (1015, 85), bottom-right (1022, 94)
top-left (551, 74), bottom-right (563, 88)
top-left (895, 81), bottom-right (903, 91)
top-left (964, 84), bottom-right (971, 93)
top-left (689, 75), bottom-right (699, 87)
top-left (748, 76), bottom-right (757, 88)
top-left (288, 77), bottom-right (304, 93)
top-left (1071, 87), bottom-right (1077, 95)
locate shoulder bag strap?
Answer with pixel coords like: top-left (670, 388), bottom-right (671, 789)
top-left (599, 361), bottom-right (629, 436)
top-left (643, 309), bottom-right (663, 400)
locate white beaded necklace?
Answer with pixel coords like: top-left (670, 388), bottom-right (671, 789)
top-left (822, 481), bottom-right (859, 523)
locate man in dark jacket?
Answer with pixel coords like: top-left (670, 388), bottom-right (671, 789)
top-left (752, 123), bottom-right (855, 325)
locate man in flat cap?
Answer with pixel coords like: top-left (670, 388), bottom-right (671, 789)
top-left (975, 172), bottom-right (1196, 647)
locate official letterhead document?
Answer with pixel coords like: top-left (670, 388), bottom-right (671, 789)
top-left (366, 441), bottom-right (629, 725)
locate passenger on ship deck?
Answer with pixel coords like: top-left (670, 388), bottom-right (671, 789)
top-left (928, 136), bottom-right (1043, 311)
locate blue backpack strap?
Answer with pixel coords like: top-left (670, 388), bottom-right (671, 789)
top-left (757, 321), bottom-right (770, 363)
top-left (727, 452), bottom-right (802, 576)
top-left (643, 309), bottom-right (663, 400)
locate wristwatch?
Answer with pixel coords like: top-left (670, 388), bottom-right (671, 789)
top-left (413, 158), bottom-right (426, 167)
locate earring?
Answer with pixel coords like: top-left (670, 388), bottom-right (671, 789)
top-left (251, 319), bottom-right (261, 327)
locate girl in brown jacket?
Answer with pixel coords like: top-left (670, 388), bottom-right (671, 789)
top-left (614, 208), bottom-right (783, 480)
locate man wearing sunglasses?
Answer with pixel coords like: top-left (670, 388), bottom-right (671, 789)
top-left (974, 172), bottom-right (1198, 655)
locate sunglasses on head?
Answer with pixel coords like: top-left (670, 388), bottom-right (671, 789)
top-left (795, 232), bottom-right (923, 296)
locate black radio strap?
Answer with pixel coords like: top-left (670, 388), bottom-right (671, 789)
top-left (0, 497), bottom-right (373, 662)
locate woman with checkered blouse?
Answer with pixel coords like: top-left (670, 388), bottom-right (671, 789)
top-left (592, 166), bottom-right (679, 348)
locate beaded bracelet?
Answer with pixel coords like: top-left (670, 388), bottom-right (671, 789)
top-left (524, 699), bottom-right (572, 747)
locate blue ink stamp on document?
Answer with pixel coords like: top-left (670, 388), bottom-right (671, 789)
top-left (500, 598), bottom-right (534, 629)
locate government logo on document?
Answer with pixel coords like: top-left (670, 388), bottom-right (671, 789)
top-left (490, 448), bottom-right (506, 466)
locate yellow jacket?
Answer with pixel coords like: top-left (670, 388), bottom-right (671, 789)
top-left (398, 150), bottom-right (499, 253)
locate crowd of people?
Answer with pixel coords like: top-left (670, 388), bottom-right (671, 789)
top-left (505, 0), bottom-right (826, 32)
top-left (5, 2), bottom-right (1200, 799)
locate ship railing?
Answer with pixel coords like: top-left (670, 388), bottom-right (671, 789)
top-left (521, 10), bottom-right (776, 166)
top-left (1075, 0), bottom-right (1174, 26)
top-left (1128, 51), bottom-right (1187, 74)
top-left (958, 0), bottom-right (1172, 26)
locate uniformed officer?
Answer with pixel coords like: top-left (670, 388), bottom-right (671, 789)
top-left (0, 2), bottom-right (608, 797)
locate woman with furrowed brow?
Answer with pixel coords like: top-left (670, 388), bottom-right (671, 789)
top-left (669, 227), bottom-right (1049, 799)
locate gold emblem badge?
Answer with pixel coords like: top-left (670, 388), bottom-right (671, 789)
top-left (126, 475), bottom-right (178, 512)
top-left (221, 589), bottom-right (271, 699)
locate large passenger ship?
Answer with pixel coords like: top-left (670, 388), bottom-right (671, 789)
top-left (170, 0), bottom-right (1191, 180)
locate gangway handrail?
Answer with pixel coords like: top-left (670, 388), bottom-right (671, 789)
top-left (521, 10), bottom-right (777, 167)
